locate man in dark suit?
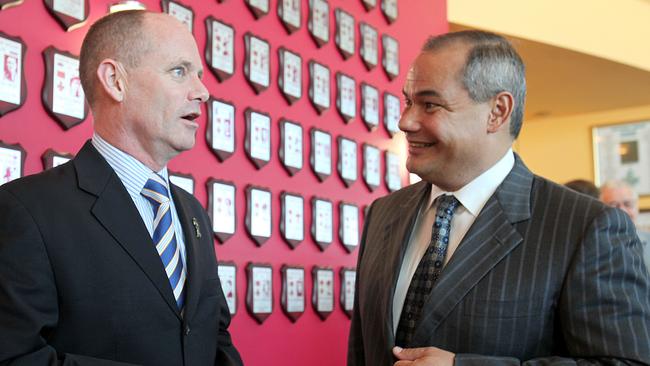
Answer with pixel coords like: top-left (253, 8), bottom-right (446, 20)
top-left (0, 11), bottom-right (242, 365)
top-left (348, 30), bottom-right (650, 365)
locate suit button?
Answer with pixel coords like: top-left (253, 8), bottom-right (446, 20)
top-left (184, 326), bottom-right (191, 336)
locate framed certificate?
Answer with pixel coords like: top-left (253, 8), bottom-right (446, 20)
top-left (0, 32), bottom-right (26, 117)
top-left (168, 171), bottom-right (194, 195)
top-left (340, 267), bottom-right (356, 318)
top-left (359, 22), bottom-right (378, 70)
top-left (0, 0), bottom-right (23, 10)
top-left (278, 0), bottom-right (301, 34)
top-left (363, 143), bottom-right (381, 191)
top-left (334, 8), bottom-right (355, 60)
top-left (245, 108), bottom-right (271, 169)
top-left (207, 179), bottom-right (236, 243)
top-left (311, 197), bottom-right (333, 251)
top-left (218, 261), bottom-right (237, 315)
top-left (246, 263), bottom-right (273, 324)
top-left (360, 83), bottom-right (379, 131)
top-left (42, 149), bottom-right (73, 170)
top-left (279, 119), bottom-right (303, 176)
top-left (339, 202), bottom-right (359, 252)
top-left (161, 0), bottom-right (193, 33)
top-left (381, 0), bottom-right (398, 23)
top-left (335, 72), bottom-right (356, 123)
top-left (385, 151), bottom-right (402, 192)
top-left (280, 192), bottom-right (304, 248)
top-left (337, 136), bottom-right (357, 187)
top-left (281, 265), bottom-right (305, 322)
top-left (360, 0), bottom-right (376, 11)
top-left (246, 185), bottom-right (272, 246)
top-left (245, 0), bottom-right (269, 19)
top-left (308, 60), bottom-right (330, 114)
top-left (206, 97), bottom-right (236, 162)
top-left (205, 17), bottom-right (235, 82)
top-left (310, 128), bottom-right (331, 181)
top-left (244, 33), bottom-right (270, 94)
top-left (312, 266), bottom-right (334, 320)
top-left (382, 34), bottom-right (399, 80)
top-left (307, 0), bottom-right (329, 47)
top-left (44, 0), bottom-right (89, 31)
top-left (42, 47), bottom-right (88, 130)
top-left (0, 141), bottom-right (25, 186)
top-left (383, 92), bottom-right (401, 136)
top-left (278, 48), bottom-right (302, 105)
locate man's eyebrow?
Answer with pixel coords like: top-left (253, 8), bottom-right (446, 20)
top-left (402, 89), bottom-right (441, 98)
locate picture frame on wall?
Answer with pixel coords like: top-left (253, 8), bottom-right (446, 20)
top-left (360, 0), bottom-right (376, 11)
top-left (340, 267), bottom-right (356, 318)
top-left (244, 0), bottom-right (269, 19)
top-left (308, 60), bottom-right (330, 114)
top-left (359, 22), bottom-right (378, 70)
top-left (280, 191), bottom-right (304, 249)
top-left (307, 0), bottom-right (329, 47)
top-left (278, 0), bottom-right (301, 34)
top-left (363, 143), bottom-right (381, 191)
top-left (383, 92), bottom-right (401, 136)
top-left (311, 197), bottom-right (333, 251)
top-left (0, 140), bottom-right (25, 187)
top-left (207, 179), bottom-right (236, 243)
top-left (0, 32), bottom-right (27, 117)
top-left (246, 262), bottom-right (273, 324)
top-left (245, 185), bottom-right (273, 246)
top-left (277, 47), bottom-right (302, 105)
top-left (337, 136), bottom-right (357, 187)
top-left (360, 83), bottom-right (379, 131)
top-left (0, 0), bottom-right (24, 10)
top-left (205, 17), bottom-right (235, 82)
top-left (385, 150), bottom-right (402, 192)
top-left (244, 33), bottom-right (270, 94)
top-left (168, 171), bottom-right (194, 195)
top-left (381, 0), bottom-right (398, 23)
top-left (41, 149), bottom-right (73, 170)
top-left (281, 265), bottom-right (305, 322)
top-left (279, 119), bottom-right (303, 176)
top-left (161, 0), bottom-right (194, 33)
top-left (334, 8), bottom-right (355, 60)
top-left (339, 202), bottom-right (359, 252)
top-left (245, 108), bottom-right (271, 169)
top-left (312, 266), bottom-right (334, 320)
top-left (42, 46), bottom-right (89, 130)
top-left (206, 97), bottom-right (236, 162)
top-left (593, 120), bottom-right (650, 196)
top-left (335, 72), bottom-right (356, 123)
top-left (43, 0), bottom-right (89, 32)
top-left (310, 128), bottom-right (332, 182)
top-left (382, 34), bottom-right (399, 80)
top-left (218, 261), bottom-right (237, 315)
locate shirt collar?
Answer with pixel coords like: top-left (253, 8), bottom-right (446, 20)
top-left (428, 149), bottom-right (515, 216)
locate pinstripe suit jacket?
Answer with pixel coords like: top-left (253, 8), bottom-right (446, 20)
top-left (348, 156), bottom-right (650, 365)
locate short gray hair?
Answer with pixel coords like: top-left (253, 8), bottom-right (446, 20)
top-left (422, 30), bottom-right (527, 138)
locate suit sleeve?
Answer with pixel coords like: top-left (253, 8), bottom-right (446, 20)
top-left (454, 207), bottom-right (650, 366)
top-left (347, 201), bottom-right (376, 366)
top-left (0, 189), bottom-right (137, 366)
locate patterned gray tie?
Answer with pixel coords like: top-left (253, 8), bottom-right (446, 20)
top-left (395, 194), bottom-right (460, 346)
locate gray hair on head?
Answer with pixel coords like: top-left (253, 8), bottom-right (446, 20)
top-left (422, 30), bottom-right (527, 138)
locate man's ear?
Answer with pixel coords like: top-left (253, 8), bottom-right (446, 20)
top-left (487, 91), bottom-right (514, 134)
top-left (96, 59), bottom-right (126, 103)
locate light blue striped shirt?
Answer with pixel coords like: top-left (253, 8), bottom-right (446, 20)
top-left (92, 133), bottom-right (187, 264)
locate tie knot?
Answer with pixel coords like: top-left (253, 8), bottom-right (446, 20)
top-left (141, 174), bottom-right (170, 206)
top-left (435, 194), bottom-right (460, 217)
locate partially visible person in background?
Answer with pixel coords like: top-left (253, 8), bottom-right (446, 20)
top-left (565, 179), bottom-right (599, 198)
top-left (600, 179), bottom-right (650, 271)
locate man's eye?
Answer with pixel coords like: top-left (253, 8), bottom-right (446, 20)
top-left (424, 102), bottom-right (439, 111)
top-left (171, 67), bottom-right (186, 77)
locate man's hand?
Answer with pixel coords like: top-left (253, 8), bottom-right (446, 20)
top-left (392, 346), bottom-right (455, 366)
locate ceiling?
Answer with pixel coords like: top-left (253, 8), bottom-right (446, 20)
top-left (450, 23), bottom-right (650, 121)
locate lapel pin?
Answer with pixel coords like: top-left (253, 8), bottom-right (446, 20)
top-left (192, 217), bottom-right (202, 238)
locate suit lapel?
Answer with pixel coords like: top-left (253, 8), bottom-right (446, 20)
top-left (412, 156), bottom-right (534, 342)
top-left (74, 141), bottom-right (182, 319)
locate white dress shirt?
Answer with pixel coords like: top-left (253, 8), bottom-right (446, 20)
top-left (392, 149), bottom-right (515, 334)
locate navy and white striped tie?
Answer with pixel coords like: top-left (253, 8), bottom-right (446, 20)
top-left (141, 174), bottom-right (186, 310)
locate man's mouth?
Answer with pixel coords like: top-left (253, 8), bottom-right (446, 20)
top-left (181, 112), bottom-right (200, 121)
top-left (409, 141), bottom-right (435, 148)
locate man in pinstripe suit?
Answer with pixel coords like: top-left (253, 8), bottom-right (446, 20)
top-left (348, 30), bottom-right (650, 365)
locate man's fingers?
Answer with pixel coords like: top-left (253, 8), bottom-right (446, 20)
top-left (394, 361), bottom-right (413, 366)
top-left (393, 346), bottom-right (429, 360)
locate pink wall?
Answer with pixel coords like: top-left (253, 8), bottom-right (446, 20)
top-left (0, 0), bottom-right (447, 364)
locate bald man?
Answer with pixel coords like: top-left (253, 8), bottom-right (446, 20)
top-left (0, 11), bottom-right (242, 365)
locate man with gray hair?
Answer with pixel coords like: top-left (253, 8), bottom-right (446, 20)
top-left (348, 30), bottom-right (650, 365)
top-left (600, 179), bottom-right (650, 271)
